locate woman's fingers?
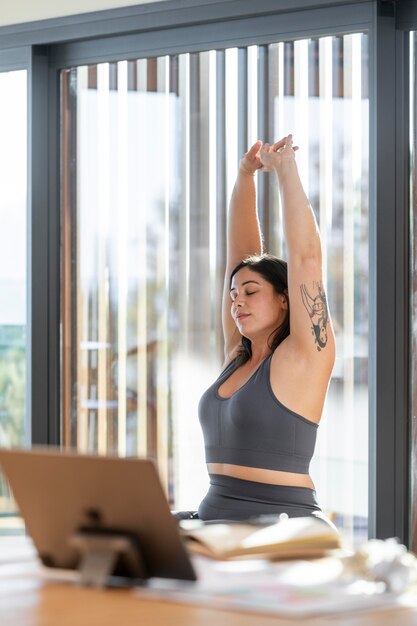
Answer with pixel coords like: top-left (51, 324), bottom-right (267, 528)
top-left (271, 137), bottom-right (288, 151)
top-left (253, 136), bottom-right (297, 154)
top-left (239, 140), bottom-right (263, 174)
top-left (247, 136), bottom-right (298, 168)
top-left (246, 139), bottom-right (263, 159)
top-left (259, 143), bottom-right (273, 169)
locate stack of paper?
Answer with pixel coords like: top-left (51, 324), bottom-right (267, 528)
top-left (181, 516), bottom-right (341, 560)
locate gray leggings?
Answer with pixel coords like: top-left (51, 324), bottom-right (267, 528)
top-left (198, 474), bottom-right (333, 527)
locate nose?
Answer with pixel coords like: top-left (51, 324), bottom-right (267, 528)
top-left (233, 294), bottom-right (244, 309)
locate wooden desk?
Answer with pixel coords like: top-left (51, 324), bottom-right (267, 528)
top-left (1, 560), bottom-right (417, 626)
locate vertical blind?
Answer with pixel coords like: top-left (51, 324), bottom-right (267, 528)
top-left (61, 33), bottom-right (369, 543)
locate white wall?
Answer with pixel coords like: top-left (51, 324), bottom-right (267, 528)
top-left (0, 0), bottom-right (167, 27)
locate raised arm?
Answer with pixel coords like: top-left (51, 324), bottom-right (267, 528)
top-left (222, 141), bottom-right (263, 360)
top-left (259, 136), bottom-right (335, 368)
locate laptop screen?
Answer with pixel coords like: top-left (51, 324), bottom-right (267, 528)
top-left (0, 447), bottom-right (196, 584)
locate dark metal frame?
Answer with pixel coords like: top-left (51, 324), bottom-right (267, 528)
top-left (397, 0), bottom-right (417, 549)
top-left (367, 2), bottom-right (410, 544)
top-left (28, 47), bottom-right (61, 446)
top-left (0, 0), bottom-right (414, 543)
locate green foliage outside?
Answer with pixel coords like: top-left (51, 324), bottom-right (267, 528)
top-left (0, 326), bottom-right (25, 447)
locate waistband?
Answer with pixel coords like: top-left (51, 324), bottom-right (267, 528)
top-left (208, 473), bottom-right (320, 509)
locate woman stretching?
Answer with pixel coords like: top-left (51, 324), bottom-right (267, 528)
top-left (197, 135), bottom-right (335, 525)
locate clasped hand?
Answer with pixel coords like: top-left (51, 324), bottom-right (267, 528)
top-left (239, 134), bottom-right (299, 176)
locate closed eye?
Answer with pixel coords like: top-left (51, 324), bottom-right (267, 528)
top-left (230, 290), bottom-right (258, 301)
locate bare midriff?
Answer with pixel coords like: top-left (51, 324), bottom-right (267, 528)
top-left (207, 463), bottom-right (315, 489)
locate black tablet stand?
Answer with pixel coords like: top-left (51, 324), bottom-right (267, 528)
top-left (69, 526), bottom-right (148, 587)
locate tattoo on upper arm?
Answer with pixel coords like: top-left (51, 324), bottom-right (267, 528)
top-left (300, 281), bottom-right (329, 351)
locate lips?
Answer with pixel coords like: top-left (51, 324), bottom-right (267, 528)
top-left (236, 313), bottom-right (250, 321)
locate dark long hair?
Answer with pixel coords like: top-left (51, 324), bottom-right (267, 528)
top-left (230, 254), bottom-right (290, 366)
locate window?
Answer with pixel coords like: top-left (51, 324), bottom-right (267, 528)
top-left (0, 0), bottom-right (409, 545)
top-left (61, 33), bottom-right (369, 543)
top-left (0, 69), bottom-right (27, 535)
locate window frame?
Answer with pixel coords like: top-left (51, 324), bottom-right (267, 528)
top-left (0, 0), bottom-right (412, 543)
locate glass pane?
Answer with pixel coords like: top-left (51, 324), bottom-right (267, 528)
top-left (0, 69), bottom-right (27, 535)
top-left (61, 34), bottom-right (369, 544)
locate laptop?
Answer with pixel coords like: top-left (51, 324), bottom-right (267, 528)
top-left (0, 447), bottom-right (196, 584)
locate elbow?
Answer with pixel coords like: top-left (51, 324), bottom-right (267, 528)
top-left (290, 246), bottom-right (322, 268)
top-left (291, 224), bottom-right (322, 263)
top-left (289, 232), bottom-right (322, 265)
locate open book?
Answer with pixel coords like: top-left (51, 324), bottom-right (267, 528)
top-left (181, 516), bottom-right (341, 560)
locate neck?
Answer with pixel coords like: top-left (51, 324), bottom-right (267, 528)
top-left (249, 344), bottom-right (272, 364)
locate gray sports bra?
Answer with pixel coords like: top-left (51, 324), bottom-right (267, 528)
top-left (198, 354), bottom-right (318, 474)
